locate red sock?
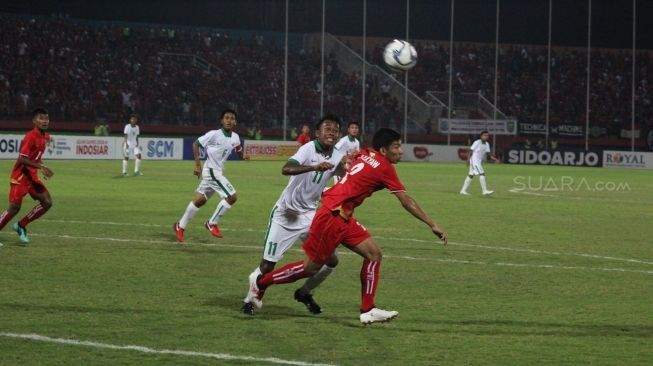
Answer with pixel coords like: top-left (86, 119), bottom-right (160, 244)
top-left (259, 261), bottom-right (309, 288)
top-left (360, 260), bottom-right (381, 312)
top-left (0, 210), bottom-right (16, 230)
top-left (18, 204), bottom-right (48, 227)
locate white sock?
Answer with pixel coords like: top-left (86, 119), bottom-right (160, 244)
top-left (461, 177), bottom-right (472, 192)
top-left (209, 199), bottom-right (232, 225)
top-left (480, 175), bottom-right (488, 192)
top-left (135, 158), bottom-right (141, 172)
top-left (299, 265), bottom-right (334, 294)
top-left (179, 202), bottom-right (200, 229)
top-left (244, 267), bottom-right (263, 302)
top-left (122, 160), bottom-right (128, 174)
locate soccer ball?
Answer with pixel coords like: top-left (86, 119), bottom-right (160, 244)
top-left (383, 39), bottom-right (418, 71)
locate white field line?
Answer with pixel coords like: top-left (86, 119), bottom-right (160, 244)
top-left (7, 232), bottom-right (653, 276)
top-left (41, 219), bottom-right (653, 266)
top-left (0, 332), bottom-right (335, 366)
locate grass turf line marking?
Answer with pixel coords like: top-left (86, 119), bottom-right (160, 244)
top-left (6, 232), bottom-right (653, 276)
top-left (40, 219), bottom-right (653, 266)
top-left (0, 332), bottom-right (336, 366)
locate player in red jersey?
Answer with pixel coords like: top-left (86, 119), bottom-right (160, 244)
top-left (244, 128), bottom-right (448, 324)
top-left (0, 108), bottom-right (54, 244)
top-left (296, 124), bottom-right (311, 146)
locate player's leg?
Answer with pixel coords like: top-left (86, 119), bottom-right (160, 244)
top-left (133, 147), bottom-right (142, 175)
top-left (476, 165), bottom-right (493, 195)
top-left (294, 253), bottom-right (338, 314)
top-left (205, 173), bottom-right (237, 237)
top-left (122, 147), bottom-right (130, 176)
top-left (174, 183), bottom-right (210, 242)
top-left (460, 164), bottom-right (474, 195)
top-left (344, 218), bottom-right (398, 324)
top-left (0, 184), bottom-right (25, 230)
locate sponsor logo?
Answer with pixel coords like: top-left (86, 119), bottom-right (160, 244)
top-left (147, 140), bottom-right (175, 158)
top-left (457, 148), bottom-right (469, 161)
top-left (507, 149), bottom-right (600, 167)
top-left (412, 146), bottom-right (432, 160)
top-left (76, 139), bottom-right (109, 156)
top-left (0, 138), bottom-right (21, 153)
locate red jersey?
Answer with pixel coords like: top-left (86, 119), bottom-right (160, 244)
top-left (322, 149), bottom-right (405, 216)
top-left (297, 133), bottom-right (311, 146)
top-left (11, 128), bottom-right (49, 185)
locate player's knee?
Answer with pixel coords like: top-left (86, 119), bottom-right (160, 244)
top-left (368, 247), bottom-right (383, 262)
top-left (226, 194), bottom-right (237, 205)
top-left (8, 203), bottom-right (21, 214)
top-left (259, 260), bottom-right (276, 274)
top-left (468, 175), bottom-right (474, 179)
top-left (326, 255), bottom-right (339, 268)
top-left (41, 199), bottom-right (52, 210)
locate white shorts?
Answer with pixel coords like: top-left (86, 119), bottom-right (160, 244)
top-left (196, 168), bottom-right (236, 199)
top-left (468, 162), bottom-right (485, 176)
top-left (124, 146), bottom-right (141, 158)
top-left (262, 206), bottom-right (315, 263)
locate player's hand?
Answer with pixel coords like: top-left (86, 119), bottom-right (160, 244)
top-left (432, 226), bottom-right (448, 245)
top-left (41, 166), bottom-right (54, 179)
top-left (193, 165), bottom-right (202, 178)
top-left (314, 162), bottom-right (335, 171)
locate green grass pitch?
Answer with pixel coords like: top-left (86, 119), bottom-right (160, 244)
top-left (0, 159), bottom-right (651, 365)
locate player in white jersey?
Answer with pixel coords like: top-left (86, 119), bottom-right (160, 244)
top-left (122, 115), bottom-right (142, 176)
top-left (173, 109), bottom-right (247, 243)
top-left (333, 121), bottom-right (360, 183)
top-left (460, 130), bottom-right (499, 196)
top-left (242, 115), bottom-right (346, 315)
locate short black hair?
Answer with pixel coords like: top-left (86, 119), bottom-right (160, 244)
top-left (372, 128), bottom-right (401, 150)
top-left (348, 120), bottom-right (360, 128)
top-left (220, 109), bottom-right (237, 119)
top-left (480, 130), bottom-right (489, 136)
top-left (316, 114), bottom-right (341, 131)
top-left (32, 108), bottom-right (48, 119)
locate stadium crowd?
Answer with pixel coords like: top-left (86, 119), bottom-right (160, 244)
top-left (1, 13), bottom-right (651, 138)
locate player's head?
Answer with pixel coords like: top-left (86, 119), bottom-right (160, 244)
top-left (129, 114), bottom-right (138, 126)
top-left (301, 124), bottom-right (310, 134)
top-left (372, 128), bottom-right (402, 164)
top-left (347, 121), bottom-right (360, 137)
top-left (31, 108), bottom-right (49, 131)
top-left (315, 114), bottom-right (341, 148)
top-left (220, 109), bottom-right (237, 131)
top-left (480, 130), bottom-right (490, 142)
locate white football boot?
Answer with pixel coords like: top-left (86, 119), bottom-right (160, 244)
top-left (360, 308), bottom-right (399, 324)
top-left (244, 270), bottom-right (264, 309)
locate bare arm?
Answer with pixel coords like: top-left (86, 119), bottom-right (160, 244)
top-left (394, 191), bottom-right (447, 245)
top-left (281, 161), bottom-right (334, 176)
top-left (18, 156), bottom-right (53, 179)
top-left (193, 141), bottom-right (201, 178)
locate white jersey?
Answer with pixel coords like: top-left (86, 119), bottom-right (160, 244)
top-left (275, 140), bottom-right (344, 214)
top-left (470, 139), bottom-right (491, 165)
top-left (197, 128), bottom-right (241, 173)
top-left (335, 135), bottom-right (360, 155)
top-left (123, 124), bottom-right (140, 148)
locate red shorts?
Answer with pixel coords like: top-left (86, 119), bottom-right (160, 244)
top-left (8, 181), bottom-right (47, 205)
top-left (302, 206), bottom-right (371, 265)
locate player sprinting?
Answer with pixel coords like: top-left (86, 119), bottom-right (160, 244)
top-left (242, 115), bottom-right (346, 316)
top-left (459, 130), bottom-right (499, 196)
top-left (122, 115), bottom-right (142, 176)
top-left (173, 109), bottom-right (246, 243)
top-left (244, 128), bottom-right (448, 324)
top-left (0, 108), bottom-right (54, 244)
top-left (333, 120), bottom-right (361, 183)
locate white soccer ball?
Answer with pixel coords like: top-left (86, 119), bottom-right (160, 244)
top-left (383, 39), bottom-right (418, 71)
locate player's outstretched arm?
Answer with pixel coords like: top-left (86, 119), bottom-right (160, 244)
top-left (394, 191), bottom-right (448, 245)
top-left (281, 161), bottom-right (334, 176)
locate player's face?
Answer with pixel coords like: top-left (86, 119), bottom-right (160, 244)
top-left (33, 113), bottom-right (49, 131)
top-left (348, 124), bottom-right (359, 137)
top-left (481, 133), bottom-right (489, 142)
top-left (316, 121), bottom-right (340, 148)
top-left (221, 112), bottom-right (237, 131)
top-left (130, 117), bottom-right (137, 126)
top-left (301, 125), bottom-right (310, 134)
top-left (383, 140), bottom-right (403, 164)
